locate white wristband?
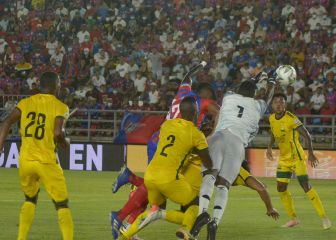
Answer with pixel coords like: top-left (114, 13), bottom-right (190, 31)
top-left (200, 61), bottom-right (207, 67)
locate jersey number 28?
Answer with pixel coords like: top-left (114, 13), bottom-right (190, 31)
top-left (24, 112), bottom-right (46, 140)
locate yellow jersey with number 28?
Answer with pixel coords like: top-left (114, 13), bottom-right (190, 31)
top-left (16, 94), bottom-right (69, 164)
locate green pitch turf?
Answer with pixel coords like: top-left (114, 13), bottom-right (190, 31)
top-left (0, 168), bottom-right (335, 240)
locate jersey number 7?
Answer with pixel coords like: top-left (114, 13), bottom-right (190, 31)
top-left (237, 105), bottom-right (245, 118)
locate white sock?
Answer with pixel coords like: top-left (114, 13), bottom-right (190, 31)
top-left (199, 174), bottom-right (216, 215)
top-left (213, 185), bottom-right (229, 225)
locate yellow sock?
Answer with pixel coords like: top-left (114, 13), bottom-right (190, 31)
top-left (279, 190), bottom-right (296, 219)
top-left (18, 202), bottom-right (36, 240)
top-left (122, 210), bottom-right (149, 238)
top-left (165, 210), bottom-right (184, 225)
top-left (182, 205), bottom-right (198, 231)
top-left (306, 188), bottom-right (326, 218)
top-left (58, 208), bottom-right (74, 240)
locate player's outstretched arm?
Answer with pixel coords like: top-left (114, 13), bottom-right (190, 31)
top-left (245, 176), bottom-right (279, 220)
top-left (266, 132), bottom-right (275, 161)
top-left (180, 60), bottom-right (208, 85)
top-left (194, 147), bottom-right (213, 169)
top-left (0, 108), bottom-right (21, 151)
top-left (54, 116), bottom-right (70, 149)
top-left (297, 125), bottom-right (319, 168)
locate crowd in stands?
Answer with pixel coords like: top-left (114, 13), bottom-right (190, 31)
top-left (0, 0), bottom-right (335, 120)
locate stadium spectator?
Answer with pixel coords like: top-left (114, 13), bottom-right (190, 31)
top-left (91, 70), bottom-right (106, 88)
top-left (15, 57), bottom-right (32, 79)
top-left (295, 100), bottom-right (311, 116)
top-left (286, 85), bottom-right (301, 112)
top-left (320, 101), bottom-right (335, 125)
top-left (310, 87), bottom-right (325, 114)
top-left (50, 47), bottom-right (65, 67)
top-left (324, 83), bottom-right (336, 109)
top-left (148, 83), bottom-right (159, 105)
top-left (77, 24), bottom-right (90, 44)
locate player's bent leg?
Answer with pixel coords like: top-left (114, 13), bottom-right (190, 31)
top-left (298, 176), bottom-right (331, 229)
top-left (54, 199), bottom-right (74, 240)
top-left (120, 208), bottom-right (162, 239)
top-left (118, 184), bottom-right (148, 222)
top-left (18, 193), bottom-right (39, 240)
top-left (159, 179), bottom-right (197, 206)
top-left (112, 166), bottom-right (134, 194)
top-left (176, 204), bottom-right (198, 239)
top-left (111, 185), bottom-right (149, 239)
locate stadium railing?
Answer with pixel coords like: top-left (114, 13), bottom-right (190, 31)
top-left (0, 107), bottom-right (335, 149)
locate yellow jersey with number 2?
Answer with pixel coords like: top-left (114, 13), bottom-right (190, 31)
top-left (145, 118), bottom-right (208, 184)
top-left (269, 111), bottom-right (305, 164)
top-left (16, 94), bottom-right (69, 164)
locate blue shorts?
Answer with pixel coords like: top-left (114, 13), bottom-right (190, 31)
top-left (147, 131), bottom-right (160, 163)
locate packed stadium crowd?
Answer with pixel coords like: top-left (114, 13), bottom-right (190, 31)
top-left (0, 0), bottom-right (335, 116)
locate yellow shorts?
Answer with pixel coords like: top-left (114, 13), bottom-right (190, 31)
top-left (19, 159), bottom-right (69, 202)
top-left (232, 167), bottom-right (251, 186)
top-left (145, 176), bottom-right (198, 206)
top-left (181, 162), bottom-right (202, 191)
top-left (276, 159), bottom-right (308, 183)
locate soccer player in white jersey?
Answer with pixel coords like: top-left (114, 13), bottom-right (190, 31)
top-left (191, 78), bottom-right (276, 239)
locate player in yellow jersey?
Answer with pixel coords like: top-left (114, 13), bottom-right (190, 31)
top-left (0, 71), bottom-right (74, 240)
top-left (124, 96), bottom-right (213, 240)
top-left (267, 93), bottom-right (331, 229)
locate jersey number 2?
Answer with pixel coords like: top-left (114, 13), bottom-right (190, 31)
top-left (160, 135), bottom-right (176, 157)
top-left (24, 112), bottom-right (46, 140)
top-left (237, 105), bottom-right (244, 118)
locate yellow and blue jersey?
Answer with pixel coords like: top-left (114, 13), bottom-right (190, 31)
top-left (269, 111), bottom-right (305, 164)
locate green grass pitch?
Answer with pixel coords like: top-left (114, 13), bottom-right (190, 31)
top-left (1, 168), bottom-right (335, 240)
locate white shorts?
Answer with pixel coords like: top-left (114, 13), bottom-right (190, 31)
top-left (203, 129), bottom-right (245, 185)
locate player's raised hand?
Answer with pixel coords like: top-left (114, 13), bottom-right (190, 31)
top-left (266, 148), bottom-right (274, 161)
top-left (308, 152), bottom-right (319, 168)
top-left (267, 208), bottom-right (280, 220)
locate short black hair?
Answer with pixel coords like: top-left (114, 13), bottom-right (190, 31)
top-left (196, 82), bottom-right (217, 100)
top-left (271, 92), bottom-right (287, 103)
top-left (40, 71), bottom-right (59, 90)
top-left (237, 80), bottom-right (257, 98)
top-left (180, 96), bottom-right (197, 119)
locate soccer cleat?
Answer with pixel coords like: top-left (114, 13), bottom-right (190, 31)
top-left (176, 227), bottom-right (194, 240)
top-left (112, 166), bottom-right (132, 193)
top-left (190, 212), bottom-right (211, 238)
top-left (281, 219), bottom-right (300, 228)
top-left (322, 217), bottom-right (332, 230)
top-left (138, 205), bottom-right (164, 229)
top-left (206, 219), bottom-right (217, 240)
top-left (110, 211), bottom-right (122, 239)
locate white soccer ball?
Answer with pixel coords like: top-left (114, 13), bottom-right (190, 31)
top-left (275, 65), bottom-right (297, 86)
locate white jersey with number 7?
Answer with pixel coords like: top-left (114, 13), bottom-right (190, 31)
top-left (215, 92), bottom-right (268, 147)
